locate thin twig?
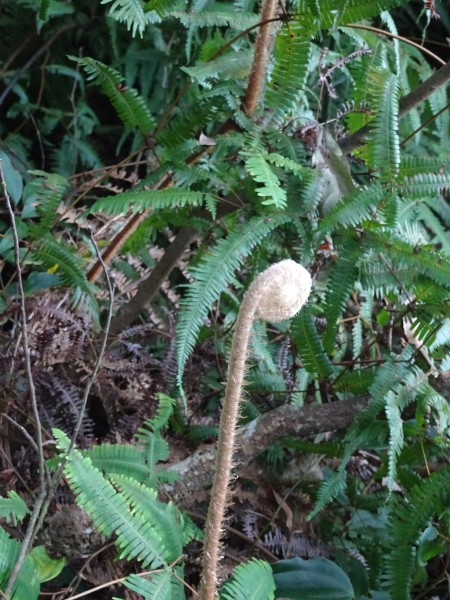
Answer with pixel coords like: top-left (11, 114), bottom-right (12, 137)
top-left (1, 160), bottom-right (47, 597)
top-left (69, 231), bottom-right (114, 451)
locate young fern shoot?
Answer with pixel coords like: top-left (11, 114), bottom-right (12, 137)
top-left (198, 260), bottom-right (312, 600)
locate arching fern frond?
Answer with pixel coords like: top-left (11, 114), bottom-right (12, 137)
top-left (367, 69), bottom-right (400, 183)
top-left (298, 0), bottom-right (406, 29)
top-left (124, 569), bottom-right (181, 600)
top-left (383, 465), bottom-right (450, 600)
top-left (102, 0), bottom-right (159, 37)
top-left (319, 183), bottom-right (388, 233)
top-left (292, 307), bottom-right (334, 378)
top-left (111, 475), bottom-right (184, 561)
top-left (242, 150), bottom-right (287, 209)
top-left (323, 238), bottom-right (360, 354)
top-left (82, 443), bottom-right (156, 483)
top-left (39, 0), bottom-right (51, 21)
top-left (396, 173), bottom-right (450, 199)
top-left (176, 214), bottom-right (290, 391)
top-left (219, 558), bottom-right (275, 600)
top-left (384, 368), bottom-right (426, 491)
top-left (53, 429), bottom-right (171, 569)
top-left (32, 235), bottom-right (92, 295)
top-left (399, 156), bottom-right (450, 177)
top-left (264, 22), bottom-right (311, 125)
top-left (170, 10), bottom-right (258, 29)
top-left (90, 189), bottom-right (209, 216)
top-left (364, 229), bottom-right (450, 289)
top-left (27, 173), bottom-right (69, 239)
top-left (0, 491), bottom-right (29, 527)
top-left (70, 56), bottom-right (154, 134)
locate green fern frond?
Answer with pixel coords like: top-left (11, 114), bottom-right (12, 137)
top-left (292, 307), bottom-right (334, 378)
top-left (333, 367), bottom-right (376, 395)
top-left (90, 189), bottom-right (208, 216)
top-left (264, 22), bottom-right (311, 125)
top-left (266, 152), bottom-right (307, 179)
top-left (319, 183), bottom-right (388, 233)
top-left (383, 465), bottom-right (450, 600)
top-left (398, 156), bottom-right (450, 177)
top-left (323, 238), bottom-right (360, 354)
top-left (53, 429), bottom-right (171, 569)
top-left (298, 0), bottom-right (406, 29)
top-left (0, 491), bottom-right (29, 526)
top-left (396, 173), bottom-right (450, 199)
top-left (102, 0), bottom-right (159, 37)
top-left (415, 203), bottom-right (450, 254)
top-left (385, 368), bottom-right (425, 491)
top-left (111, 475), bottom-right (183, 561)
top-left (39, 0), bottom-right (51, 21)
top-left (0, 529), bottom-right (40, 600)
top-left (27, 173), bottom-right (69, 239)
top-left (368, 70), bottom-right (400, 182)
top-left (176, 214), bottom-right (290, 391)
top-left (242, 150), bottom-right (287, 209)
top-left (124, 570), bottom-right (174, 600)
top-left (182, 51), bottom-right (253, 87)
top-left (143, 0), bottom-right (183, 17)
top-left (137, 392), bottom-right (175, 433)
top-left (308, 457), bottom-right (349, 519)
top-left (364, 229), bottom-right (450, 290)
top-left (82, 444), bottom-right (154, 483)
top-left (220, 559), bottom-right (275, 600)
top-left (71, 56), bottom-right (154, 134)
top-left (32, 235), bottom-right (91, 295)
top-left (170, 10), bottom-right (258, 29)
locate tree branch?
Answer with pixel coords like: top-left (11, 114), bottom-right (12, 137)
top-left (108, 226), bottom-right (197, 336)
top-left (241, 0), bottom-right (278, 116)
top-left (166, 396), bottom-right (370, 504)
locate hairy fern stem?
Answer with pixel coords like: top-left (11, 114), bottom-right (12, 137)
top-left (198, 260), bottom-right (312, 600)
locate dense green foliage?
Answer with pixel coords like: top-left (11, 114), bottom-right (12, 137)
top-left (0, 0), bottom-right (449, 598)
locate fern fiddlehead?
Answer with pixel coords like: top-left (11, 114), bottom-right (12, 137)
top-left (198, 260), bottom-right (312, 600)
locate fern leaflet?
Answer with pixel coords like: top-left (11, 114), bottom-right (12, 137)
top-left (90, 189), bottom-right (209, 216)
top-left (384, 465), bottom-right (450, 600)
top-left (396, 173), bottom-right (450, 199)
top-left (264, 22), bottom-right (311, 125)
top-left (54, 429), bottom-right (170, 569)
top-left (323, 238), bottom-right (360, 354)
top-left (71, 56), bottom-right (154, 134)
top-left (368, 70), bottom-right (400, 183)
top-left (220, 559), bottom-right (275, 600)
top-left (176, 214), bottom-right (290, 392)
top-left (292, 308), bottom-right (334, 378)
top-left (242, 150), bottom-right (287, 209)
top-left (32, 235), bottom-right (92, 295)
top-left (102, 0), bottom-right (159, 37)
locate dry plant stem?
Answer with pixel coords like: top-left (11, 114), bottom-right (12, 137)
top-left (1, 161), bottom-right (47, 597)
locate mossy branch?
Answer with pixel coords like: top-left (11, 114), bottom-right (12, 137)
top-left (198, 260), bottom-right (312, 600)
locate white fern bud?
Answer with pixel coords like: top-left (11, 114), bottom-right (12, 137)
top-left (253, 259), bottom-right (312, 322)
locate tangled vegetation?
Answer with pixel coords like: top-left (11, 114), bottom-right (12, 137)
top-left (0, 0), bottom-right (449, 598)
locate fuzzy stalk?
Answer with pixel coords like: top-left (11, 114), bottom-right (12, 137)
top-left (198, 260), bottom-right (312, 600)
